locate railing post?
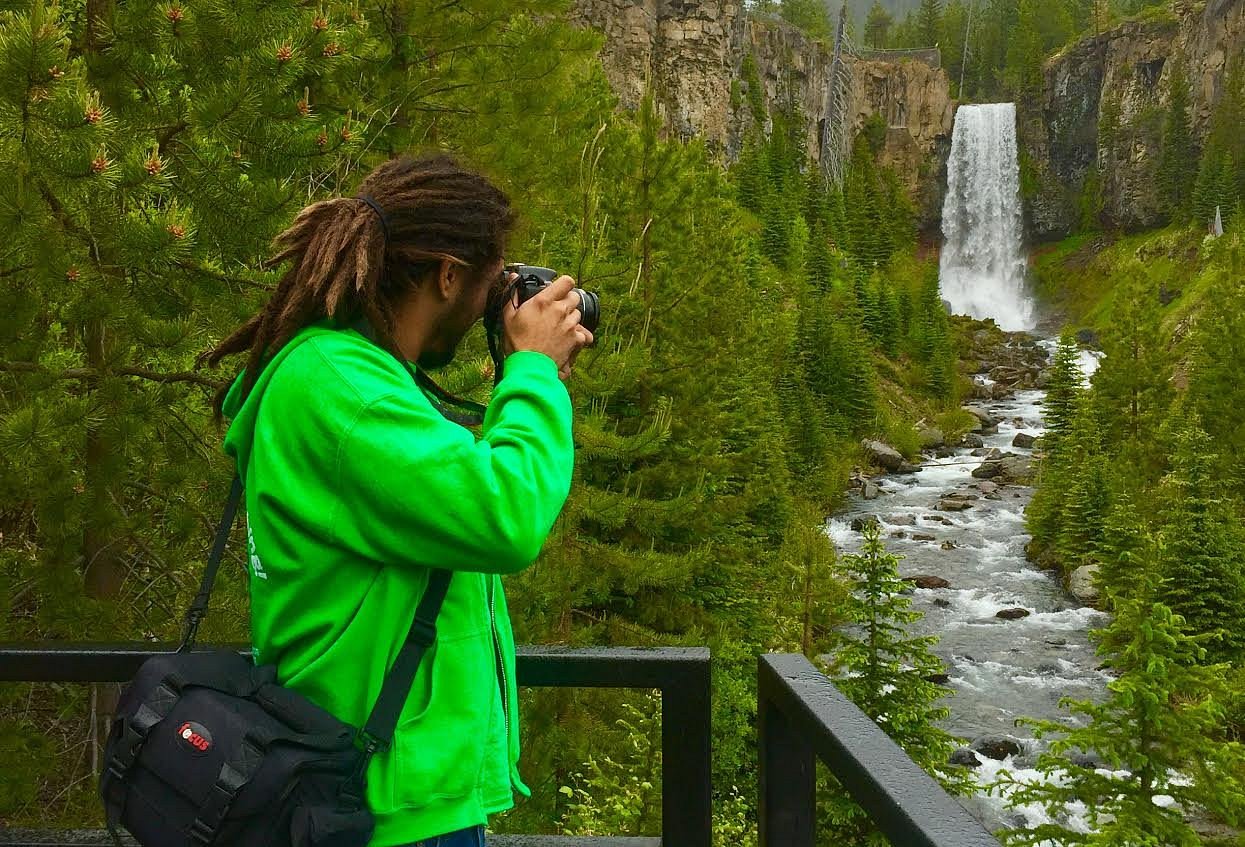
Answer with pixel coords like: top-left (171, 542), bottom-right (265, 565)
top-left (758, 659), bottom-right (815, 847)
top-left (662, 656), bottom-right (712, 847)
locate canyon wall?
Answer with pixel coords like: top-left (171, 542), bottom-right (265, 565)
top-left (570, 0), bottom-right (955, 230)
top-left (1025, 0), bottom-right (1245, 240)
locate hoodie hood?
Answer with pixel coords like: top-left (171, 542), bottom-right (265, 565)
top-left (221, 321), bottom-right (344, 476)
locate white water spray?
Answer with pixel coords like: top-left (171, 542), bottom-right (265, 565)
top-left (940, 103), bottom-right (1035, 331)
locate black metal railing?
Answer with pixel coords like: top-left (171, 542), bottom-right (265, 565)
top-left (758, 653), bottom-right (1001, 847)
top-left (0, 644), bottom-right (711, 847)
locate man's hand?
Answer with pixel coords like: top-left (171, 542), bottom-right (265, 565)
top-left (502, 274), bottom-right (594, 381)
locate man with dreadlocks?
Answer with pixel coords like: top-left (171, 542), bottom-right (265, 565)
top-left (203, 154), bottom-right (591, 847)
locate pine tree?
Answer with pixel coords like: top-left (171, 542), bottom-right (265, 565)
top-left (1157, 60), bottom-right (1199, 222)
top-left (1089, 266), bottom-right (1171, 480)
top-left (915, 0), bottom-right (943, 47)
top-left (991, 536), bottom-right (1245, 846)
top-left (1156, 412), bottom-right (1245, 664)
top-left (0, 0), bottom-right (370, 625)
top-left (1053, 398), bottom-right (1110, 571)
top-left (1040, 332), bottom-right (1085, 456)
top-left (865, 1), bottom-right (895, 47)
top-left (823, 523), bottom-right (970, 843)
top-left (1004, 0), bottom-right (1045, 104)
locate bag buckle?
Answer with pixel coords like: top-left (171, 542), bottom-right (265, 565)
top-left (187, 817), bottom-right (217, 845)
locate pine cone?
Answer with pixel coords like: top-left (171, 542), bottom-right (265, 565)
top-left (167, 224), bottom-right (186, 239)
top-left (167, 5), bottom-right (184, 23)
top-left (322, 42), bottom-right (341, 57)
top-left (90, 154), bottom-right (109, 174)
top-left (276, 44), bottom-right (293, 63)
top-left (312, 15), bottom-right (328, 31)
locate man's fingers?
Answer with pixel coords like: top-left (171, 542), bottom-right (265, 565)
top-left (532, 274), bottom-right (575, 304)
top-left (576, 327), bottom-right (594, 347)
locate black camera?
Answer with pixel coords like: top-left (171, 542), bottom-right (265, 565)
top-left (503, 264), bottom-right (600, 334)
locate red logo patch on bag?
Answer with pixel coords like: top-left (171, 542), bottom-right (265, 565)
top-left (177, 721), bottom-right (213, 754)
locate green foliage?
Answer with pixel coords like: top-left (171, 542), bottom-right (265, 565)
top-left (991, 537), bottom-right (1245, 845)
top-left (865, 1), bottom-right (895, 47)
top-left (821, 523), bottom-right (969, 843)
top-left (778, 0), bottom-right (833, 40)
top-left (915, 0), bottom-right (942, 46)
top-left (1156, 412), bottom-right (1245, 665)
top-left (1156, 61), bottom-right (1198, 222)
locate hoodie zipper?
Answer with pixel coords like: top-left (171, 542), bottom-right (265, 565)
top-left (488, 575), bottom-right (514, 788)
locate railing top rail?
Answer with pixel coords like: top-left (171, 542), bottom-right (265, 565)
top-left (760, 653), bottom-right (1001, 847)
top-left (0, 643), bottom-right (709, 690)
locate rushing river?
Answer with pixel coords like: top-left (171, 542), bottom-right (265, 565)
top-left (828, 354), bottom-right (1109, 833)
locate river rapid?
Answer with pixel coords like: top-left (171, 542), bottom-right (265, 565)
top-left (828, 348), bottom-right (1109, 833)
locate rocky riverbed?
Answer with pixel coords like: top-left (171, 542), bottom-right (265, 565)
top-left (833, 331), bottom-right (1113, 832)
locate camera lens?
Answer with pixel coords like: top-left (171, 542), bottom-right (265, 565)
top-left (576, 289), bottom-right (600, 334)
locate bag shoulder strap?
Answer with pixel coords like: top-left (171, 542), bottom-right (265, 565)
top-left (178, 474), bottom-right (244, 652)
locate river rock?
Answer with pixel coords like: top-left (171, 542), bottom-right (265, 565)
top-left (972, 461), bottom-right (1004, 480)
top-left (996, 608), bottom-right (1031, 620)
top-left (861, 479), bottom-right (881, 500)
top-left (997, 455), bottom-right (1035, 484)
top-left (949, 748), bottom-right (983, 768)
top-left (940, 540), bottom-right (957, 550)
top-left (912, 533), bottom-right (937, 542)
top-left (971, 736), bottom-right (1024, 761)
top-left (970, 447), bottom-right (990, 457)
top-left (924, 672), bottom-right (951, 685)
top-left (1012, 432), bottom-right (1037, 449)
top-left (976, 480), bottom-right (999, 494)
top-left (851, 515), bottom-right (880, 533)
top-left (861, 439), bottom-right (904, 472)
top-left (962, 433), bottom-right (985, 448)
top-left (933, 598), bottom-right (952, 608)
top-left (919, 426), bottom-right (946, 449)
top-left (897, 462), bottom-right (924, 474)
top-left (907, 575), bottom-right (951, 589)
top-left (937, 498), bottom-right (973, 512)
top-left (1068, 564), bottom-right (1101, 606)
top-left (890, 530), bottom-right (907, 539)
top-left (923, 515), bottom-right (952, 524)
top-left (887, 514), bottom-right (917, 526)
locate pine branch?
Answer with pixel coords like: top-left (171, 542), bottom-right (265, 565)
top-left (0, 361), bottom-right (225, 389)
top-left (174, 260), bottom-right (275, 291)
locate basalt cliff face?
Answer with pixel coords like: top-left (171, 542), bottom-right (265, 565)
top-left (1025, 0), bottom-right (1245, 240)
top-left (570, 0), bottom-right (955, 230)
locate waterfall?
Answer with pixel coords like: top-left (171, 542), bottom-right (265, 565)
top-left (939, 103), bottom-right (1035, 331)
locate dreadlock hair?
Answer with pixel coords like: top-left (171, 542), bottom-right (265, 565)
top-left (201, 153), bottom-right (516, 417)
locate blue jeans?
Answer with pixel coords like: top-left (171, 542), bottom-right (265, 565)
top-left (403, 825), bottom-right (486, 847)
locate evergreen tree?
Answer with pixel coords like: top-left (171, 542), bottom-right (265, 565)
top-left (1004, 0), bottom-right (1045, 104)
top-left (1089, 266), bottom-right (1171, 480)
top-left (1053, 398), bottom-right (1110, 572)
top-left (779, 0), bottom-right (833, 39)
top-left (915, 0), bottom-right (943, 47)
top-left (1040, 332), bottom-right (1085, 456)
top-left (1156, 61), bottom-right (1198, 222)
top-left (824, 523), bottom-right (970, 843)
top-left (992, 536), bottom-right (1245, 846)
top-left (865, 1), bottom-right (895, 47)
top-left (1156, 412), bottom-right (1245, 664)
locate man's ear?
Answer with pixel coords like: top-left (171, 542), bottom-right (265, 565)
top-left (435, 258), bottom-right (459, 301)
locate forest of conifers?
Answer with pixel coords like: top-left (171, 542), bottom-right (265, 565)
top-left (2, 0), bottom-right (1244, 844)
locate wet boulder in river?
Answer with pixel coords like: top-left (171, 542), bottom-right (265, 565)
top-left (861, 479), bottom-right (881, 500)
top-left (906, 575), bottom-right (951, 589)
top-left (996, 608), bottom-right (1031, 620)
top-left (971, 736), bottom-right (1024, 760)
top-left (851, 515), bottom-right (880, 533)
top-left (1012, 432), bottom-right (1037, 449)
top-left (887, 514), bottom-right (917, 526)
top-left (937, 498), bottom-right (973, 512)
top-left (962, 433), bottom-right (985, 448)
top-left (949, 748), bottom-right (983, 768)
top-left (861, 439), bottom-right (904, 472)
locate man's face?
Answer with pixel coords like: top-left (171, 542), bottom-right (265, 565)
top-left (416, 258), bottom-right (503, 371)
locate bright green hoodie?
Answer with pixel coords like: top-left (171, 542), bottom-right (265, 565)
top-left (220, 319), bottom-right (573, 846)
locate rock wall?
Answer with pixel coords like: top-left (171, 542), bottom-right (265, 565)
top-left (570, 0), bottom-right (955, 230)
top-left (1025, 0), bottom-right (1245, 240)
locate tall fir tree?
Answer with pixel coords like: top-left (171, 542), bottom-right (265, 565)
top-left (823, 523), bottom-right (970, 844)
top-left (1156, 411), bottom-right (1245, 664)
top-left (1156, 60), bottom-right (1199, 222)
top-left (865, 1), bottom-right (895, 47)
top-left (915, 0), bottom-right (943, 47)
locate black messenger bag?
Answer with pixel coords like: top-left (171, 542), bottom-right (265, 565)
top-left (100, 475), bottom-right (453, 847)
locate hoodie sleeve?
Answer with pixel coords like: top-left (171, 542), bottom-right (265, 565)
top-left (330, 350), bottom-right (574, 574)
